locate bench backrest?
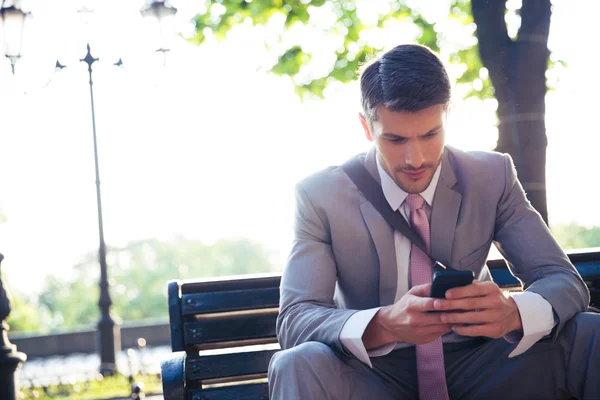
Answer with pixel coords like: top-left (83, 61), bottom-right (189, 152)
top-left (168, 274), bottom-right (281, 398)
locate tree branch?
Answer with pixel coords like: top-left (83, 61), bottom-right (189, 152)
top-left (471, 0), bottom-right (512, 108)
top-left (471, 0), bottom-right (511, 65)
top-left (518, 0), bottom-right (551, 40)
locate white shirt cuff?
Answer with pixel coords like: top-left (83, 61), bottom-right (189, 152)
top-left (339, 307), bottom-right (395, 367)
top-left (506, 291), bottom-right (555, 358)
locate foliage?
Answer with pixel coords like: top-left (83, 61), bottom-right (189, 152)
top-left (551, 223), bottom-right (600, 251)
top-left (38, 272), bottom-right (100, 330)
top-left (188, 0), bottom-right (492, 99)
top-left (6, 292), bottom-right (44, 332)
top-left (10, 237), bottom-right (276, 332)
top-left (188, 0), bottom-right (568, 100)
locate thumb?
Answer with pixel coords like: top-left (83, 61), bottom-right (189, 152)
top-left (408, 283), bottom-right (431, 298)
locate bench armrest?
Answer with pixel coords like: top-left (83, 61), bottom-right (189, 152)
top-left (161, 351), bottom-right (186, 400)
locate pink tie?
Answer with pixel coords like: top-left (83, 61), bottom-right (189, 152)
top-left (406, 194), bottom-right (449, 400)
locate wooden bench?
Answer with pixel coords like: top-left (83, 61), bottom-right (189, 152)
top-left (161, 249), bottom-right (600, 400)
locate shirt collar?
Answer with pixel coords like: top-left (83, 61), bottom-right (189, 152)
top-left (376, 155), bottom-right (442, 211)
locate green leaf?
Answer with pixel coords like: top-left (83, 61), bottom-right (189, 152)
top-left (296, 77), bottom-right (328, 99)
top-left (413, 15), bottom-right (439, 52)
top-left (271, 46), bottom-right (310, 77)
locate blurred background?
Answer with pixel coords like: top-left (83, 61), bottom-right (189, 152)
top-left (0, 0), bottom-right (599, 398)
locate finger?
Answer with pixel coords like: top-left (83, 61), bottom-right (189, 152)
top-left (441, 310), bottom-right (498, 324)
top-left (408, 311), bottom-right (448, 327)
top-left (446, 281), bottom-right (498, 299)
top-left (451, 322), bottom-right (503, 338)
top-left (420, 324), bottom-right (453, 335)
top-left (408, 283), bottom-right (432, 297)
top-left (409, 295), bottom-right (437, 313)
top-left (434, 295), bottom-right (501, 311)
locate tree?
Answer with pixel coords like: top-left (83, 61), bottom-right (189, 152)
top-left (189, 0), bottom-right (555, 222)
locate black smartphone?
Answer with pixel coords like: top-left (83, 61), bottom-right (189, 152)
top-left (430, 270), bottom-right (475, 298)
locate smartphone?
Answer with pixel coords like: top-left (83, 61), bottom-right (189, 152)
top-left (430, 270), bottom-right (475, 298)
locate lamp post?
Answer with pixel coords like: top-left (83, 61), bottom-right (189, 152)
top-left (0, 0), bottom-right (28, 74)
top-left (141, 0), bottom-right (178, 65)
top-left (0, 253), bottom-right (27, 400)
top-left (76, 39), bottom-right (123, 376)
top-left (0, 2), bottom-right (29, 398)
top-left (1, 0), bottom-right (178, 377)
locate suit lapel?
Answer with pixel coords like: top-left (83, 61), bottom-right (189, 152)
top-left (354, 147), bottom-right (463, 305)
top-left (430, 148), bottom-right (462, 267)
top-left (359, 149), bottom-right (397, 306)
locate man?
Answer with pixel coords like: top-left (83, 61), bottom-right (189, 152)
top-left (268, 44), bottom-right (598, 399)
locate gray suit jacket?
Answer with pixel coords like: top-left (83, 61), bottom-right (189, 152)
top-left (277, 146), bottom-right (590, 355)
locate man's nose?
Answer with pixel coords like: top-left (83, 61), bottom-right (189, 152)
top-left (405, 143), bottom-right (424, 168)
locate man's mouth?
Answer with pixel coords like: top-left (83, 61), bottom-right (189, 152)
top-left (401, 169), bottom-right (427, 180)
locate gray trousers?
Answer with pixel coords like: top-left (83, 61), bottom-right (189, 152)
top-left (268, 312), bottom-right (600, 400)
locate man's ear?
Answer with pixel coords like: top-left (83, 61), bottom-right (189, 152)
top-left (359, 113), bottom-right (373, 142)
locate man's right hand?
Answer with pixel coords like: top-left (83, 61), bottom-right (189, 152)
top-left (362, 283), bottom-right (453, 349)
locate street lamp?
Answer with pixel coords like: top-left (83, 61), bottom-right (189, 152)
top-left (0, 0), bottom-right (29, 73)
top-left (0, 253), bottom-right (27, 400)
top-left (141, 0), bottom-right (177, 64)
top-left (1, 1), bottom-right (178, 377)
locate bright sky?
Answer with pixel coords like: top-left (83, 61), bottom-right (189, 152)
top-left (0, 0), bottom-right (599, 294)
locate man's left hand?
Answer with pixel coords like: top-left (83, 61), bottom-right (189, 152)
top-left (432, 281), bottom-right (522, 338)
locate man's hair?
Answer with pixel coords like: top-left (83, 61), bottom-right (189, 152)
top-left (360, 44), bottom-right (451, 123)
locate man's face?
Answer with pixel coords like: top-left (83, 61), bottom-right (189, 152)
top-left (360, 104), bottom-right (446, 194)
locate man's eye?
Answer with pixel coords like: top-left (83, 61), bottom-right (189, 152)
top-left (425, 131), bottom-right (439, 138)
top-left (388, 137), bottom-right (406, 143)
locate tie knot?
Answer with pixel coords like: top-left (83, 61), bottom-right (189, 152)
top-left (406, 194), bottom-right (425, 211)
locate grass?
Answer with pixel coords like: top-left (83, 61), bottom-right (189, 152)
top-left (18, 374), bottom-right (162, 400)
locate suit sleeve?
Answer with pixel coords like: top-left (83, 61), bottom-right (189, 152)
top-left (493, 154), bottom-right (589, 338)
top-left (276, 181), bottom-right (357, 354)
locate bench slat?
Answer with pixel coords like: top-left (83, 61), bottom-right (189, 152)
top-left (186, 349), bottom-right (278, 381)
top-left (184, 312), bottom-right (277, 345)
top-left (182, 287), bottom-right (280, 315)
top-left (188, 383), bottom-right (269, 400)
top-left (576, 261), bottom-right (600, 281)
top-left (181, 275), bottom-right (281, 295)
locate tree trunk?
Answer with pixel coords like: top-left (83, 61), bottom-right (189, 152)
top-left (471, 0), bottom-right (551, 224)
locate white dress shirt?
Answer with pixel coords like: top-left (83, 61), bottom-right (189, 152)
top-left (339, 157), bottom-right (555, 367)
